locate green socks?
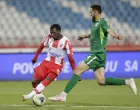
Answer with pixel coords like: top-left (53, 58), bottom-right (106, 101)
top-left (64, 75), bottom-right (125, 94)
top-left (64, 74), bottom-right (80, 93)
top-left (105, 77), bottom-right (125, 85)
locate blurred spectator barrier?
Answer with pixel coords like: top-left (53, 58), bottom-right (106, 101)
top-left (0, 51), bottom-right (139, 80)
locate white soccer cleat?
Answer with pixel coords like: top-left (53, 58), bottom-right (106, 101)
top-left (127, 78), bottom-right (137, 95)
top-left (48, 93), bottom-right (66, 102)
top-left (22, 95), bottom-right (30, 101)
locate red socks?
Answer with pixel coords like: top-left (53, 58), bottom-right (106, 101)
top-left (42, 73), bottom-right (57, 87)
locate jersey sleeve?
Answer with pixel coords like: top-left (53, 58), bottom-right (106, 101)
top-left (65, 41), bottom-right (76, 71)
top-left (101, 19), bottom-right (110, 31)
top-left (42, 34), bottom-right (50, 46)
top-left (65, 41), bottom-right (73, 55)
top-left (32, 35), bottom-right (50, 60)
top-left (32, 43), bottom-right (44, 60)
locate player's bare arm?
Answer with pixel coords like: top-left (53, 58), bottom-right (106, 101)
top-left (78, 34), bottom-right (90, 41)
top-left (107, 28), bottom-right (122, 40)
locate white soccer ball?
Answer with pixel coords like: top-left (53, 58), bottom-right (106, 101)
top-left (33, 94), bottom-right (46, 106)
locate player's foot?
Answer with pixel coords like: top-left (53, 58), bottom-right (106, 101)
top-left (127, 78), bottom-right (137, 95)
top-left (22, 95), bottom-right (30, 101)
top-left (48, 93), bottom-right (66, 102)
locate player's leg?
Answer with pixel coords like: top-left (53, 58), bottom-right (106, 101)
top-left (94, 67), bottom-right (137, 95)
top-left (32, 74), bottom-right (42, 88)
top-left (93, 52), bottom-right (126, 85)
top-left (94, 67), bottom-right (125, 85)
top-left (31, 64), bottom-right (45, 88)
top-left (64, 60), bottom-right (89, 93)
top-left (22, 61), bottom-right (48, 101)
top-left (22, 61), bottom-right (62, 101)
top-left (22, 71), bottom-right (43, 101)
top-left (94, 67), bottom-right (105, 85)
top-left (31, 72), bottom-right (57, 96)
top-left (92, 51), bottom-right (136, 95)
top-left (22, 72), bottom-right (57, 101)
top-left (48, 60), bottom-right (89, 101)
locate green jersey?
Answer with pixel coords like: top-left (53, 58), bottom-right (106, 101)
top-left (90, 18), bottom-right (110, 53)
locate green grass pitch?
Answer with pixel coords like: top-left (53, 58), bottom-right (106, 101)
top-left (0, 79), bottom-right (140, 110)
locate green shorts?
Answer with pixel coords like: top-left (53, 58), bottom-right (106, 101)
top-left (84, 52), bottom-right (106, 71)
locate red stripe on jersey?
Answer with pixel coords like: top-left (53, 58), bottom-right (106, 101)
top-left (68, 42), bottom-right (73, 55)
top-left (52, 40), bottom-right (60, 48)
top-left (43, 34), bottom-right (50, 46)
top-left (63, 40), bottom-right (68, 50)
top-left (65, 40), bottom-right (73, 55)
top-left (46, 35), bottom-right (50, 44)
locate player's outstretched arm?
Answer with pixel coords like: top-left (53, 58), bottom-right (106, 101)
top-left (67, 54), bottom-right (76, 71)
top-left (66, 40), bottom-right (82, 81)
top-left (78, 34), bottom-right (90, 41)
top-left (32, 35), bottom-right (50, 64)
top-left (67, 54), bottom-right (82, 81)
top-left (66, 41), bottom-right (76, 71)
top-left (32, 43), bottom-right (44, 64)
top-left (107, 28), bottom-right (122, 40)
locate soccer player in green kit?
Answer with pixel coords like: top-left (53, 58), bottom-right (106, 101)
top-left (48, 4), bottom-right (137, 102)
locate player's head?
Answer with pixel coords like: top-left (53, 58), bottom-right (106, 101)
top-left (90, 4), bottom-right (102, 22)
top-left (50, 24), bottom-right (61, 40)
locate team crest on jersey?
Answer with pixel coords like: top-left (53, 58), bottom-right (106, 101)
top-left (95, 23), bottom-right (98, 26)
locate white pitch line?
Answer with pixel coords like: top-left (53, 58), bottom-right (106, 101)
top-left (72, 105), bottom-right (140, 109)
top-left (0, 104), bottom-right (65, 107)
top-left (0, 104), bottom-right (140, 109)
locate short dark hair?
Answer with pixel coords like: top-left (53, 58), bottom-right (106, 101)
top-left (90, 4), bottom-right (102, 13)
top-left (50, 24), bottom-right (61, 31)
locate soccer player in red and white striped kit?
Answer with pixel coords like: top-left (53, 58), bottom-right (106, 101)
top-left (22, 24), bottom-right (78, 101)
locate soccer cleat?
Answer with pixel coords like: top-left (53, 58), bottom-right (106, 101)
top-left (22, 95), bottom-right (30, 101)
top-left (48, 93), bottom-right (66, 102)
top-left (128, 78), bottom-right (137, 95)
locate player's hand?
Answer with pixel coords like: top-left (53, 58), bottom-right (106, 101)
top-left (31, 59), bottom-right (36, 65)
top-left (78, 36), bottom-right (84, 41)
top-left (117, 35), bottom-right (122, 40)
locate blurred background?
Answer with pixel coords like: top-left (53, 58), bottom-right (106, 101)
top-left (0, 0), bottom-right (140, 48)
top-left (0, 1), bottom-right (140, 109)
top-left (0, 0), bottom-right (140, 80)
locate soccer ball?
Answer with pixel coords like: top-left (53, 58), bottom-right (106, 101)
top-left (33, 94), bottom-right (46, 106)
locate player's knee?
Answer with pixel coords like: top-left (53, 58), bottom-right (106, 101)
top-left (74, 68), bottom-right (81, 75)
top-left (74, 67), bottom-right (84, 75)
top-left (97, 78), bottom-right (105, 86)
top-left (45, 77), bottom-right (53, 82)
top-left (32, 79), bottom-right (40, 85)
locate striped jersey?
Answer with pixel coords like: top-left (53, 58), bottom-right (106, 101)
top-left (42, 35), bottom-right (73, 66)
